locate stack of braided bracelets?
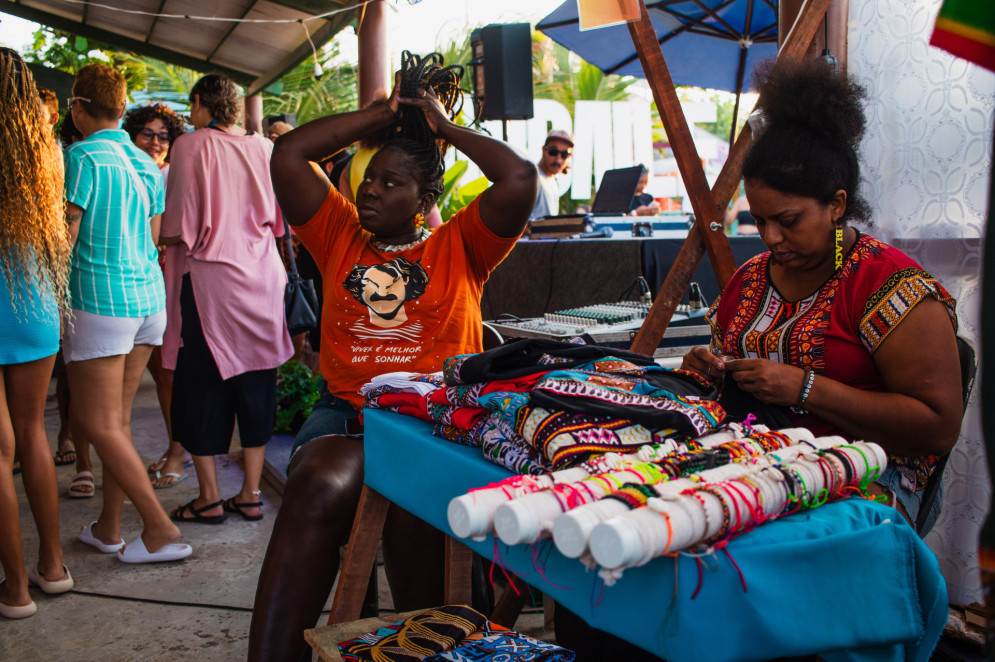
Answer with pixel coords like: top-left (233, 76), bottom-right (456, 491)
top-left (447, 421), bottom-right (788, 544)
top-left (448, 424), bottom-right (887, 582)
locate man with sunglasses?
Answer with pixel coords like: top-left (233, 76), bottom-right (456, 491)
top-left (529, 129), bottom-right (573, 220)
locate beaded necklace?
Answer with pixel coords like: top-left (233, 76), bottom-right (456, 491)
top-left (369, 226), bottom-right (431, 253)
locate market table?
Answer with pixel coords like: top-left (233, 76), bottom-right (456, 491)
top-left (342, 409), bottom-right (947, 662)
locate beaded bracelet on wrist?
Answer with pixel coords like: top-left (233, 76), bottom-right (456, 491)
top-left (789, 368), bottom-right (816, 415)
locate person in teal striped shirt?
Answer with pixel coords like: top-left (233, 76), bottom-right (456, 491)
top-left (63, 63), bottom-right (192, 564)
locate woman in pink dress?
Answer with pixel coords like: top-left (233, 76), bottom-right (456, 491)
top-left (160, 74), bottom-right (292, 524)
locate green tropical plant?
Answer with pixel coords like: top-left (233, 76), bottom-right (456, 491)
top-left (435, 32), bottom-right (473, 73)
top-left (260, 40), bottom-right (359, 125)
top-left (696, 90), bottom-right (750, 143)
top-left (274, 359), bottom-right (321, 434)
top-left (24, 27), bottom-right (144, 92)
top-left (115, 53), bottom-right (200, 105)
top-left (439, 172), bottom-right (488, 222)
top-left (532, 33), bottom-right (637, 105)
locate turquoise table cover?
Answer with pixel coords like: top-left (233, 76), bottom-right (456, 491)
top-left (363, 408), bottom-right (947, 662)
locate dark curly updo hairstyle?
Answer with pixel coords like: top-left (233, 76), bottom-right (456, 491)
top-left (382, 50), bottom-right (464, 196)
top-left (189, 73), bottom-right (241, 126)
top-left (742, 58), bottom-right (870, 225)
top-left (59, 110), bottom-right (83, 145)
top-left (122, 103), bottom-right (186, 144)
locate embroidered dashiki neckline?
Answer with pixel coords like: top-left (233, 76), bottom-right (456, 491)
top-left (369, 227), bottom-right (431, 252)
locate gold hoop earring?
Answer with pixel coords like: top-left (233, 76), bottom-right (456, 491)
top-left (413, 212), bottom-right (425, 229)
top-left (834, 225), bottom-right (844, 270)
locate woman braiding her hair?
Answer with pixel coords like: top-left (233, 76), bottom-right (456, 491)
top-left (249, 52), bottom-right (538, 662)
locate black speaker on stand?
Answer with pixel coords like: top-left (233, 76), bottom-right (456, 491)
top-left (470, 23), bottom-right (534, 139)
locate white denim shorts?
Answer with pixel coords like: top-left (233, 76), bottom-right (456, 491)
top-left (63, 309), bottom-right (166, 364)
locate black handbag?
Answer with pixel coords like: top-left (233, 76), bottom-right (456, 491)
top-left (282, 217), bottom-right (319, 336)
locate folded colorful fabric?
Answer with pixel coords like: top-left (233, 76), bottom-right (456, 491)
top-left (529, 358), bottom-right (724, 437)
top-left (339, 605), bottom-right (488, 662)
top-left (442, 338), bottom-right (659, 385)
top-left (514, 405), bottom-right (678, 469)
top-left (423, 627), bottom-right (575, 661)
top-left (480, 413), bottom-right (551, 475)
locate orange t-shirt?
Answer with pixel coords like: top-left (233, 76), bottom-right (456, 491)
top-left (294, 186), bottom-right (519, 409)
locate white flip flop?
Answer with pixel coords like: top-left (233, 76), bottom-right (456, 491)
top-left (79, 521), bottom-right (125, 554)
top-left (68, 471), bottom-right (95, 499)
top-left (117, 536), bottom-right (192, 564)
top-left (0, 599), bottom-right (36, 620)
top-left (27, 564), bottom-right (74, 594)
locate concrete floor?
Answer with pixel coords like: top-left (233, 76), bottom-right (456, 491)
top-left (2, 373), bottom-right (547, 662)
top-left (3, 373), bottom-right (281, 661)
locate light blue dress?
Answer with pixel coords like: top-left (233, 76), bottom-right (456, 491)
top-left (0, 261), bottom-right (60, 365)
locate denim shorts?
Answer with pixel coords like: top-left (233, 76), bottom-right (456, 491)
top-left (290, 382), bottom-right (361, 459)
top-left (876, 463), bottom-right (942, 535)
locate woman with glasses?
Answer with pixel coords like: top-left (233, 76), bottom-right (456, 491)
top-left (122, 104), bottom-right (191, 490)
top-left (124, 104), bottom-right (185, 175)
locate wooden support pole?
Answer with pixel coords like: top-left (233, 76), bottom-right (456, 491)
top-left (629, 0), bottom-right (836, 356)
top-left (626, 3), bottom-right (737, 290)
top-left (327, 486), bottom-right (391, 624)
top-left (244, 94), bottom-right (263, 135)
top-left (357, 0), bottom-right (391, 108)
top-left (443, 537), bottom-right (473, 605)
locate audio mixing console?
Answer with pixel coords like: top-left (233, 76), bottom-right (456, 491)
top-left (487, 301), bottom-right (709, 359)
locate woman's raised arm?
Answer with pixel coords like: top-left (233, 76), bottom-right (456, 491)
top-left (398, 88), bottom-right (538, 238)
top-left (270, 104), bottom-right (396, 226)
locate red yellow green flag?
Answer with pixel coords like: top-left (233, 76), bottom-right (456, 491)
top-left (930, 0), bottom-right (995, 72)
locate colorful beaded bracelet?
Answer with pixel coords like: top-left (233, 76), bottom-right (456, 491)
top-left (789, 369), bottom-right (816, 415)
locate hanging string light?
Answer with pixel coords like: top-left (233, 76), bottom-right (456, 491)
top-left (821, 11), bottom-right (839, 73)
top-left (299, 19), bottom-right (322, 81)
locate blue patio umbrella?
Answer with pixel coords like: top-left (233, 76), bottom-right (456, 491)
top-left (537, 0), bottom-right (779, 144)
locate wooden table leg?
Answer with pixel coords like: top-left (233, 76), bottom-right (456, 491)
top-left (489, 573), bottom-right (530, 628)
top-left (444, 536), bottom-right (473, 605)
top-left (327, 485), bottom-right (391, 624)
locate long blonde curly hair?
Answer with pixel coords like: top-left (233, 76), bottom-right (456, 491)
top-left (0, 48), bottom-right (70, 321)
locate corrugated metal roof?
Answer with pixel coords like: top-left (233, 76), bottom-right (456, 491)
top-left (1, 0), bottom-right (357, 94)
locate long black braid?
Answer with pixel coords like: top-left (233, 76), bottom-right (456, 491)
top-left (385, 50), bottom-right (464, 196)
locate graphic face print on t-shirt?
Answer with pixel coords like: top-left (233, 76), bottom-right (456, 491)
top-left (343, 256), bottom-right (429, 329)
top-left (342, 255), bottom-right (431, 363)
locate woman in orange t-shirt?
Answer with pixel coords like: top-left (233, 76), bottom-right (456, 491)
top-left (249, 52), bottom-right (538, 662)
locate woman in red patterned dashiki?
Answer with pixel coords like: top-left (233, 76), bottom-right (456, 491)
top-left (681, 58), bottom-right (962, 535)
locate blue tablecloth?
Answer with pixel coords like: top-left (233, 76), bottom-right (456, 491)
top-left (363, 409), bottom-right (947, 662)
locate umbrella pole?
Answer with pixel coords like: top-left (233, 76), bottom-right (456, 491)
top-left (630, 0), bottom-right (835, 356)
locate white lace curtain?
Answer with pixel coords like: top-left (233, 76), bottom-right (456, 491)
top-left (850, 0), bottom-right (994, 605)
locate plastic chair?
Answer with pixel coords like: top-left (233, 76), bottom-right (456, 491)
top-left (915, 335), bottom-right (977, 535)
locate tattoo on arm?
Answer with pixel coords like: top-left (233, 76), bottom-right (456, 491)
top-left (67, 210), bottom-right (82, 225)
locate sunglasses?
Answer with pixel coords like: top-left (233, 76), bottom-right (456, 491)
top-left (66, 96), bottom-right (90, 108)
top-left (545, 147), bottom-right (572, 158)
top-left (138, 128), bottom-right (171, 143)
